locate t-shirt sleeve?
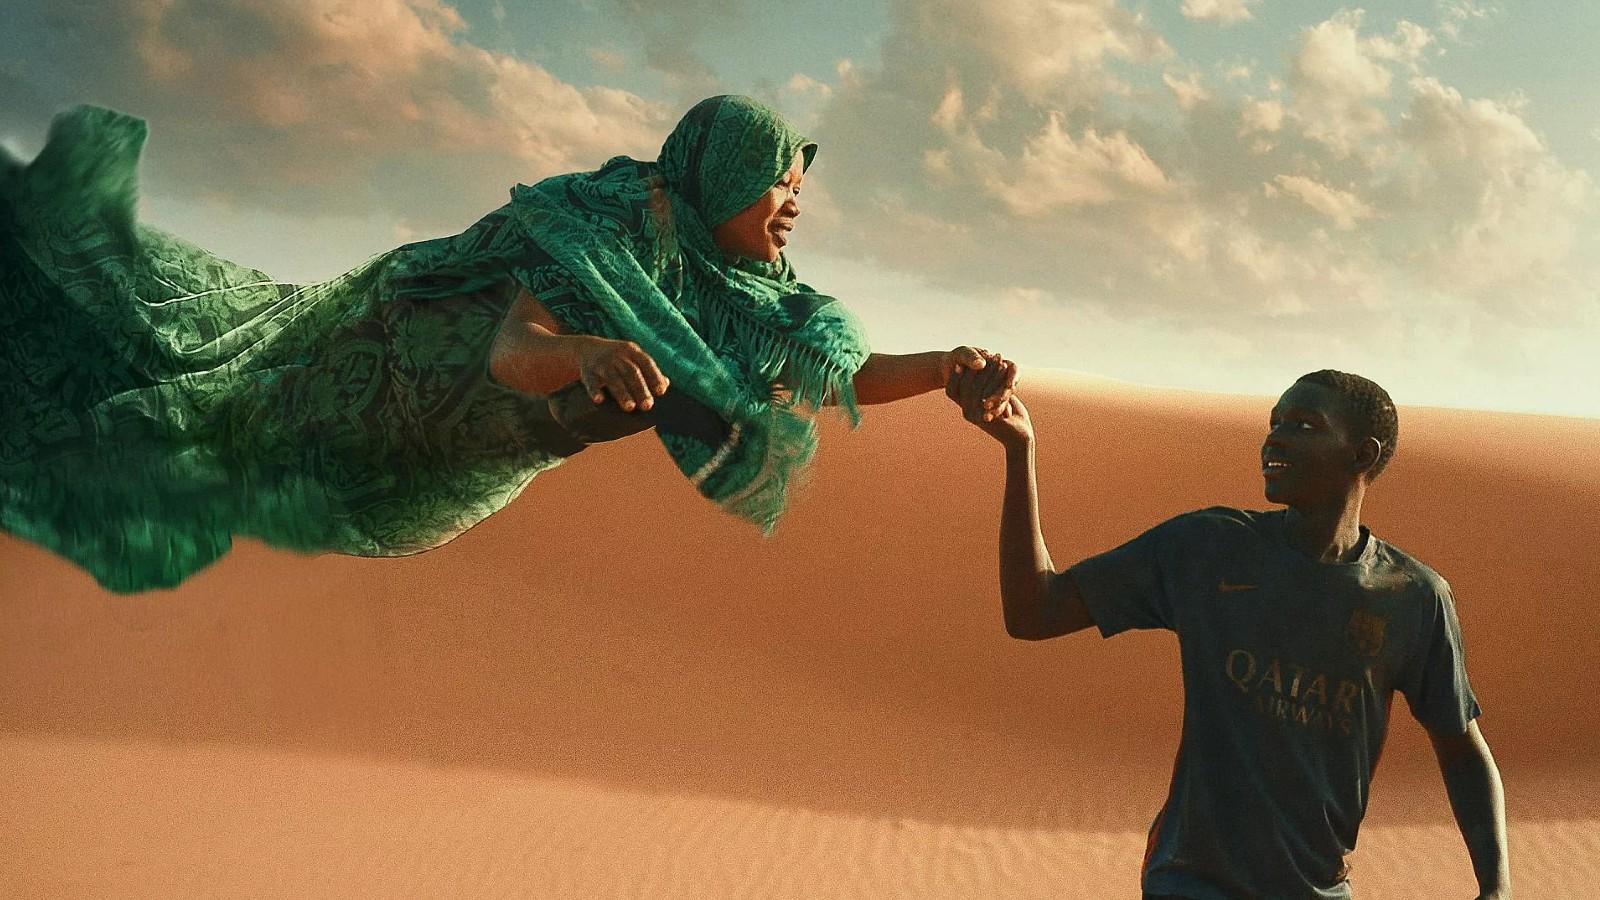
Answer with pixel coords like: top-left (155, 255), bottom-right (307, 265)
top-left (1398, 582), bottom-right (1482, 735)
top-left (1067, 516), bottom-right (1187, 638)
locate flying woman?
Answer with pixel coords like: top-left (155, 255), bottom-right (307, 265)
top-left (0, 95), bottom-right (1016, 592)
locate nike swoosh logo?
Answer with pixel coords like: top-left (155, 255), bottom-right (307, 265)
top-left (1217, 581), bottom-right (1259, 593)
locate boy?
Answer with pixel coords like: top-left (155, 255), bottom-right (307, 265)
top-left (948, 364), bottom-right (1509, 899)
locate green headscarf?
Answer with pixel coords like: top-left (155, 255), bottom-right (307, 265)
top-left (395, 93), bottom-right (871, 528)
top-left (0, 97), bottom-right (868, 592)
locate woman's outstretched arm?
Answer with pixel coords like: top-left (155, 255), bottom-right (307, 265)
top-left (852, 348), bottom-right (1017, 414)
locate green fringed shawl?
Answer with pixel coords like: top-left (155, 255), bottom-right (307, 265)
top-left (0, 96), bottom-right (870, 592)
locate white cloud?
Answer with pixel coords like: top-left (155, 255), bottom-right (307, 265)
top-left (15, 0), bottom-right (669, 230)
top-left (1180, 0), bottom-right (1257, 24)
top-left (1395, 77), bottom-right (1595, 302)
top-left (1437, 0), bottom-right (1497, 43)
top-left (986, 115), bottom-right (1169, 215)
top-left (1144, 206), bottom-right (1213, 264)
top-left (1240, 98), bottom-right (1285, 134)
top-left (786, 73), bottom-right (833, 99)
top-left (1221, 62), bottom-right (1255, 84)
top-left (804, 0), bottom-right (1183, 292)
top-left (1267, 174), bottom-right (1375, 230)
top-left (1287, 10), bottom-right (1395, 156)
top-left (1373, 21), bottom-right (1434, 69)
top-left (902, 0), bottom-right (1169, 103)
top-left (774, 71), bottom-right (838, 131)
top-left (1223, 227), bottom-right (1293, 287)
top-left (1405, 77), bottom-right (1544, 161)
top-left (1163, 71), bottom-right (1211, 111)
top-left (931, 85), bottom-right (967, 132)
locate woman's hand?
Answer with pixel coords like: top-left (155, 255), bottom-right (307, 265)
top-left (950, 363), bottom-right (1034, 449)
top-left (573, 336), bottom-right (670, 412)
top-left (941, 347), bottom-right (1018, 422)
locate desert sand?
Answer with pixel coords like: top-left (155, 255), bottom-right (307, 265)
top-left (3, 371), bottom-right (1598, 898)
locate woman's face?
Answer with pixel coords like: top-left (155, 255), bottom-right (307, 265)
top-left (712, 150), bottom-right (804, 263)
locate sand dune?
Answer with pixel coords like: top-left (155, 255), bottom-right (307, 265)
top-left (4, 372), bottom-right (1598, 897)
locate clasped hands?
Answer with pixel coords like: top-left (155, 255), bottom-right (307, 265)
top-left (946, 347), bottom-right (1032, 447)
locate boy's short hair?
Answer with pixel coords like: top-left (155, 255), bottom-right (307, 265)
top-left (1295, 370), bottom-right (1398, 479)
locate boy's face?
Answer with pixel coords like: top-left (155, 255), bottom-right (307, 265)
top-left (1261, 381), bottom-right (1366, 508)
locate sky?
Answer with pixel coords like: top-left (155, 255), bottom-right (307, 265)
top-left (4, 0), bottom-right (1597, 416)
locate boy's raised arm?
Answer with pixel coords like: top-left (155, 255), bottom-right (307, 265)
top-left (949, 364), bottom-right (1094, 641)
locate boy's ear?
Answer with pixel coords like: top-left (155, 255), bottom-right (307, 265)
top-left (1353, 436), bottom-right (1383, 480)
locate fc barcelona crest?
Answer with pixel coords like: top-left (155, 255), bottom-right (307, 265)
top-left (1346, 609), bottom-right (1387, 658)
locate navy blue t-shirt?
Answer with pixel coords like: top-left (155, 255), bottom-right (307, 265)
top-left (1069, 507), bottom-right (1480, 900)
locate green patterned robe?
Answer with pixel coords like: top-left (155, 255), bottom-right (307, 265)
top-left (0, 96), bottom-right (870, 592)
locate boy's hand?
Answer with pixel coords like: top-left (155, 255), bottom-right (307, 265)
top-left (949, 361), bottom-right (1033, 448)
